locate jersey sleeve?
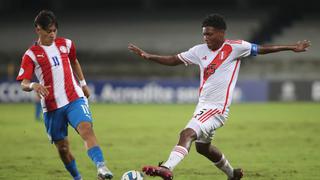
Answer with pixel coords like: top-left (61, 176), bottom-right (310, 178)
top-left (68, 41), bottom-right (77, 62)
top-left (233, 40), bottom-right (258, 58)
top-left (65, 39), bottom-right (77, 62)
top-left (16, 53), bottom-right (35, 81)
top-left (177, 45), bottom-right (201, 66)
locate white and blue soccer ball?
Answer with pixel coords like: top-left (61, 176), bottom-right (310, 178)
top-left (121, 170), bottom-right (144, 180)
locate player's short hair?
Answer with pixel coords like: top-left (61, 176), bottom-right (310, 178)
top-left (34, 10), bottom-right (58, 30)
top-left (202, 14), bottom-right (227, 30)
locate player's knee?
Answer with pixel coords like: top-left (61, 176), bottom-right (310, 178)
top-left (179, 128), bottom-right (197, 141)
top-left (77, 122), bottom-right (94, 138)
top-left (80, 127), bottom-right (92, 137)
top-left (195, 142), bottom-right (209, 155)
top-left (57, 144), bottom-right (69, 156)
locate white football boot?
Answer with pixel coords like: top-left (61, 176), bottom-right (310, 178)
top-left (97, 165), bottom-right (113, 180)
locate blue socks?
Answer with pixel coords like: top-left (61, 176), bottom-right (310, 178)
top-left (63, 146), bottom-right (105, 179)
top-left (35, 101), bottom-right (42, 120)
top-left (87, 146), bottom-right (105, 167)
top-left (64, 159), bottom-right (81, 180)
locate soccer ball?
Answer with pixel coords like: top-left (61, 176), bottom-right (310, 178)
top-left (121, 170), bottom-right (144, 180)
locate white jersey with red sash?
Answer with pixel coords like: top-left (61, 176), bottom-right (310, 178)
top-left (178, 40), bottom-right (258, 118)
top-left (17, 37), bottom-right (84, 112)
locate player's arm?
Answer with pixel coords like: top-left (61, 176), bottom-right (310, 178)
top-left (258, 40), bottom-right (311, 54)
top-left (21, 79), bottom-right (50, 97)
top-left (128, 43), bottom-right (183, 66)
top-left (70, 59), bottom-right (90, 98)
top-left (17, 53), bottom-right (50, 97)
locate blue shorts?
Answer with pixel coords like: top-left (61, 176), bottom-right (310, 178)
top-left (44, 97), bottom-right (93, 143)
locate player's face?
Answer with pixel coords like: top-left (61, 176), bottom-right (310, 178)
top-left (202, 26), bottom-right (225, 50)
top-left (36, 24), bottom-right (57, 46)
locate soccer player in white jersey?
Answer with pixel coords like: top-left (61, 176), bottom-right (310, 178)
top-left (16, 10), bottom-right (113, 180)
top-left (128, 14), bottom-right (310, 180)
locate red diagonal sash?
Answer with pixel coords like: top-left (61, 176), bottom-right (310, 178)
top-left (199, 44), bottom-right (232, 93)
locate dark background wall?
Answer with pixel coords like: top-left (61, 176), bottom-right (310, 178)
top-left (0, 0), bottom-right (319, 81)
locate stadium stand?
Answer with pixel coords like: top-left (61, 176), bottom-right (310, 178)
top-left (240, 12), bottom-right (320, 81)
top-left (0, 2), bottom-right (318, 81)
top-left (258, 12), bottom-right (320, 61)
top-left (0, 10), bottom-right (265, 53)
top-left (0, 10), bottom-right (267, 80)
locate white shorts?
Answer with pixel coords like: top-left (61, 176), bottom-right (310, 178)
top-left (185, 104), bottom-right (227, 143)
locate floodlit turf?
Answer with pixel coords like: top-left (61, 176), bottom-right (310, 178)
top-left (1, 103), bottom-right (320, 180)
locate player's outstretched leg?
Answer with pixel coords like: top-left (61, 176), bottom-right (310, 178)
top-left (195, 142), bottom-right (243, 180)
top-left (142, 128), bottom-right (197, 179)
top-left (77, 122), bottom-right (113, 179)
top-left (55, 139), bottom-right (83, 180)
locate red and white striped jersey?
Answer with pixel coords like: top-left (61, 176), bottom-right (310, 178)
top-left (178, 40), bottom-right (257, 117)
top-left (16, 37), bottom-right (84, 112)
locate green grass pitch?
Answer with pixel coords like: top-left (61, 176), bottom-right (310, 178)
top-left (1, 103), bottom-right (320, 180)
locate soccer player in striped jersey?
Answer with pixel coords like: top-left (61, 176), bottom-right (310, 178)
top-left (128, 14), bottom-right (310, 180)
top-left (17, 10), bottom-right (113, 180)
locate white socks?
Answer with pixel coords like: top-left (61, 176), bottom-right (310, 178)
top-left (162, 145), bottom-right (188, 171)
top-left (214, 154), bottom-right (234, 178)
top-left (162, 146), bottom-right (234, 178)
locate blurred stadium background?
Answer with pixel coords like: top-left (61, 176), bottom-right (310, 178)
top-left (0, 0), bottom-right (319, 103)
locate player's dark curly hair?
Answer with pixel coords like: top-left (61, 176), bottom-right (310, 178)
top-left (34, 10), bottom-right (58, 30)
top-left (202, 14), bottom-right (227, 30)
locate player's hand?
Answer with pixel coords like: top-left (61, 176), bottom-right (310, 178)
top-left (32, 83), bottom-right (50, 98)
top-left (293, 40), bottom-right (311, 52)
top-left (128, 43), bottom-right (150, 59)
top-left (82, 85), bottom-right (90, 98)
